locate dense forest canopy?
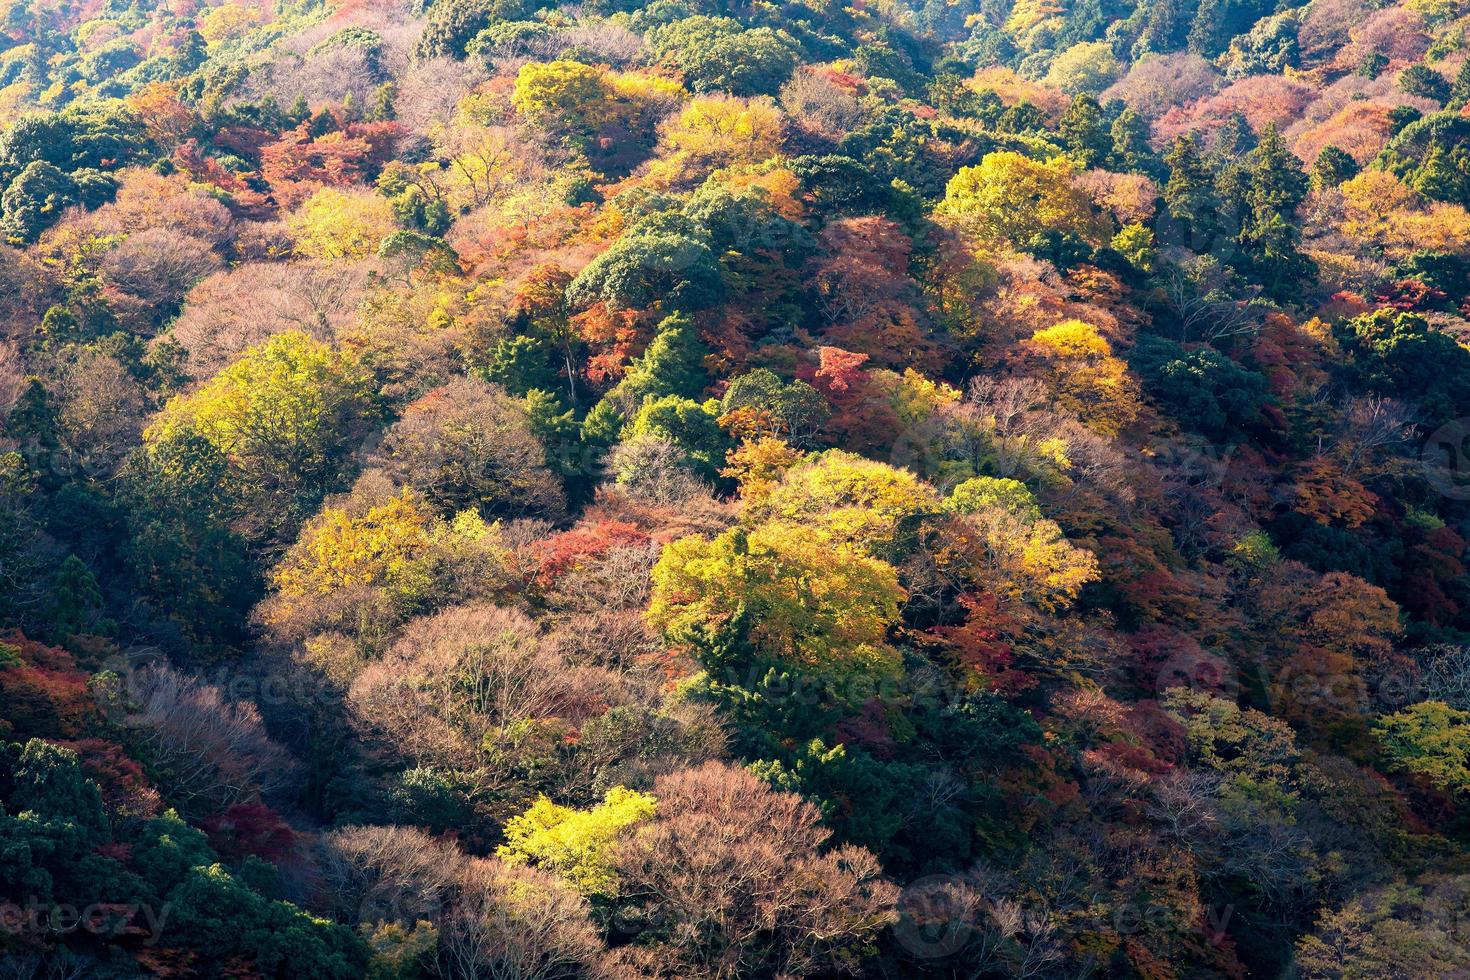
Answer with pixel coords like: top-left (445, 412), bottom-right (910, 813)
top-left (4, 0), bottom-right (1470, 974)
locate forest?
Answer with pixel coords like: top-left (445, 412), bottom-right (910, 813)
top-left (3, 0), bottom-right (1470, 974)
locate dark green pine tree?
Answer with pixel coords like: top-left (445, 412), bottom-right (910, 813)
top-left (1400, 64), bottom-right (1451, 105)
top-left (622, 312), bottom-right (710, 402)
top-left (1136, 0), bottom-right (1188, 56)
top-left (1239, 123), bottom-right (1316, 298)
top-left (48, 554), bottom-right (105, 641)
top-left (1110, 106), bottom-right (1158, 176)
top-left (1312, 144), bottom-right (1359, 189)
top-left (1451, 57), bottom-right (1470, 110)
top-left (1059, 94), bottom-right (1111, 170)
top-left (170, 30), bottom-right (208, 75)
top-left (1213, 111), bottom-right (1257, 158)
top-left (1411, 140), bottom-right (1470, 205)
top-left (1161, 134), bottom-right (1220, 248)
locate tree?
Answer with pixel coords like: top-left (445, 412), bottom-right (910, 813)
top-left (1400, 64), bottom-right (1451, 105)
top-left (1312, 144), bottom-right (1358, 189)
top-left (100, 227), bottom-right (221, 313)
top-left (1, 160), bottom-right (77, 243)
top-left (497, 786), bottom-right (656, 896)
top-left (289, 187), bottom-right (398, 260)
top-left (649, 16), bottom-right (801, 97)
top-left (1338, 308), bottom-right (1470, 420)
top-left (1044, 41), bottom-right (1123, 94)
top-left (1296, 879), bottom-right (1470, 978)
top-left (1239, 123), bottom-right (1315, 296)
top-left (1110, 106), bottom-right (1158, 175)
top-left (47, 553), bottom-right (104, 640)
top-left (755, 450), bottom-right (939, 561)
top-left (608, 762), bottom-right (898, 978)
top-left (323, 826), bottom-right (608, 980)
top-left (628, 395), bottom-right (727, 478)
top-left (123, 665), bottom-right (300, 816)
top-left (566, 216), bottom-right (724, 312)
top-left (939, 151), bottom-right (1108, 246)
top-left (414, 0), bottom-right (524, 58)
top-left (374, 378), bottom-right (566, 519)
top-left (1059, 95), bottom-right (1111, 169)
top-left (512, 60), bottom-right (610, 133)
top-left (261, 486), bottom-right (511, 641)
top-left (945, 477), bottom-right (1041, 521)
top-left (1026, 319), bottom-right (1140, 435)
top-left (619, 312), bottom-right (708, 403)
top-left (344, 604), bottom-right (616, 790)
top-left (1374, 701), bottom-right (1470, 794)
top-left (1131, 333), bottom-right (1269, 438)
top-left (657, 95), bottom-right (785, 178)
top-left (718, 369), bottom-right (829, 447)
top-left (648, 523), bottom-right (906, 681)
top-left (1161, 134), bottom-right (1220, 247)
top-left (142, 330), bottom-right (376, 537)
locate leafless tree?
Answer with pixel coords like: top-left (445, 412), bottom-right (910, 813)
top-left (320, 825), bottom-right (611, 979)
top-left (0, 341), bottom-right (24, 421)
top-left (373, 377), bottom-right (567, 519)
top-left (780, 68), bottom-right (865, 140)
top-left (606, 435), bottom-right (713, 508)
top-left (319, 824), bottom-right (461, 926)
top-left (1415, 645), bottom-right (1470, 711)
top-left (444, 859), bottom-right (610, 980)
top-left (1162, 254), bottom-right (1264, 345)
top-left (101, 228), bottom-right (222, 309)
top-left (1334, 396), bottom-right (1415, 476)
top-left (1101, 52), bottom-right (1223, 118)
top-left (394, 57), bottom-right (489, 136)
top-left (347, 605), bottom-right (624, 783)
top-left (48, 348), bottom-right (146, 478)
top-left (124, 665), bottom-right (300, 815)
top-left (610, 761), bottom-right (898, 979)
top-left (169, 260), bottom-right (370, 379)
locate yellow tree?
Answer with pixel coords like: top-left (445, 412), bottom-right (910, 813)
top-left (289, 187), bottom-right (398, 259)
top-left (497, 786), bottom-right (657, 897)
top-left (142, 330), bottom-right (376, 534)
top-left (754, 450), bottom-right (940, 560)
top-left (654, 95), bottom-right (783, 183)
top-left (939, 151), bottom-right (1109, 247)
top-left (1026, 319), bottom-right (1139, 435)
top-left (512, 60), bottom-right (612, 132)
top-left (647, 522), bottom-right (906, 680)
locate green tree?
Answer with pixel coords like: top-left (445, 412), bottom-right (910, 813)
top-left (47, 554), bottom-right (105, 640)
top-left (1400, 64), bottom-right (1451, 105)
top-left (566, 217), bottom-right (724, 312)
top-left (1451, 58), bottom-right (1470, 110)
top-left (630, 395), bottom-right (728, 478)
top-left (1338, 308), bottom-right (1470, 420)
top-left (621, 312), bottom-right (709, 402)
top-left (1312, 144), bottom-right (1359, 189)
top-left (649, 16), bottom-right (801, 97)
top-left (1161, 134), bottom-right (1220, 247)
top-left (719, 368), bottom-right (830, 447)
top-left (1058, 94), bottom-right (1111, 169)
top-left (1110, 106), bottom-right (1158, 175)
top-left (1239, 123), bottom-right (1315, 297)
top-left (1, 160), bottom-right (76, 243)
